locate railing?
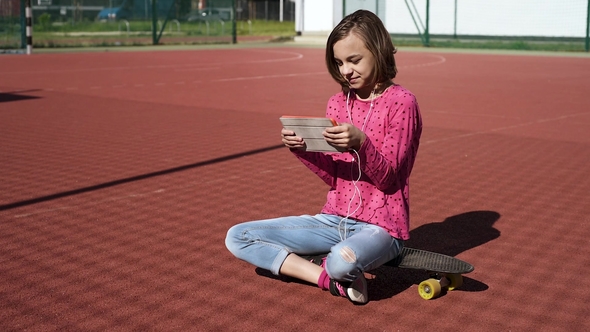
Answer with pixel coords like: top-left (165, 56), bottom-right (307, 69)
top-left (118, 19), bottom-right (129, 35)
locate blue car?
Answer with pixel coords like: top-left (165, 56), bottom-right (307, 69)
top-left (97, 1), bottom-right (131, 20)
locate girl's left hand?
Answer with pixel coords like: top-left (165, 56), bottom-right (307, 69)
top-left (323, 123), bottom-right (366, 151)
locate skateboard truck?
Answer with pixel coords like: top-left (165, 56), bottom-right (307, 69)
top-left (417, 272), bottom-right (464, 300)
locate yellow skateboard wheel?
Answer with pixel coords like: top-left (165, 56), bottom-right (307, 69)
top-left (446, 274), bottom-right (463, 291)
top-left (418, 279), bottom-right (441, 300)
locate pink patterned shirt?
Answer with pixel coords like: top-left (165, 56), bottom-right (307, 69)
top-left (292, 84), bottom-right (422, 240)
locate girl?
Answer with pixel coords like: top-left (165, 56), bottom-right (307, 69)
top-left (225, 10), bottom-right (422, 304)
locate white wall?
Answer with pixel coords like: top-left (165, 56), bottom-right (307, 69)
top-left (385, 0), bottom-right (588, 38)
top-left (300, 0), bottom-right (589, 38)
top-left (301, 0), bottom-right (335, 33)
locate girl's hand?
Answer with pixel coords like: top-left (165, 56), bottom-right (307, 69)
top-left (323, 123), bottom-right (366, 151)
top-left (281, 128), bottom-right (305, 149)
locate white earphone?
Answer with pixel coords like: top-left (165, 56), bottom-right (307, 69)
top-left (338, 88), bottom-right (377, 240)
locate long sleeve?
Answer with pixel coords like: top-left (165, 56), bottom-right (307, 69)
top-left (289, 85), bottom-right (422, 240)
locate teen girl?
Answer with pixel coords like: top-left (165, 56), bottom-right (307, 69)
top-left (225, 10), bottom-right (422, 304)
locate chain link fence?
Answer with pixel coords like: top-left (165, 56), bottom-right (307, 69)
top-left (340, 0), bottom-right (590, 52)
top-left (4, 0), bottom-right (588, 52)
top-left (1, 0), bottom-right (23, 52)
top-left (1, 0), bottom-right (295, 51)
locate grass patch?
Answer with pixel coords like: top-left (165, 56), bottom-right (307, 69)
top-left (25, 19), bottom-right (296, 48)
top-left (4, 17), bottom-right (588, 52)
top-left (392, 36), bottom-right (588, 53)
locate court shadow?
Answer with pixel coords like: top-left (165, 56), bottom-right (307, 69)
top-left (407, 210), bottom-right (501, 256)
top-left (0, 92), bottom-right (41, 103)
top-left (369, 210), bottom-right (501, 301)
top-left (0, 144), bottom-right (284, 211)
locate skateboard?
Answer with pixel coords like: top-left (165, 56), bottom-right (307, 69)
top-left (384, 247), bottom-right (474, 299)
top-left (306, 247), bottom-right (474, 300)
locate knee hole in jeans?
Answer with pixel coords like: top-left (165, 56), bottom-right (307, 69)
top-left (340, 246), bottom-right (356, 263)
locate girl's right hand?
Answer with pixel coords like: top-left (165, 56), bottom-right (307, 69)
top-left (281, 128), bottom-right (305, 149)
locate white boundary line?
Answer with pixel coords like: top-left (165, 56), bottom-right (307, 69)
top-left (2, 50), bottom-right (306, 75)
top-left (400, 54), bottom-right (447, 69)
top-left (423, 112), bottom-right (590, 145)
top-left (213, 71), bottom-right (325, 82)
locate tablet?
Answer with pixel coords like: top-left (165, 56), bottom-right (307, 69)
top-left (279, 116), bottom-right (347, 152)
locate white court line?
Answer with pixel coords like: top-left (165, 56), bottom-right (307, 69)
top-left (13, 189), bottom-right (166, 218)
top-left (34, 52), bottom-right (446, 93)
top-left (214, 71), bottom-right (325, 82)
top-left (10, 174), bottom-right (243, 218)
top-left (423, 111), bottom-right (590, 145)
top-left (399, 54), bottom-right (446, 69)
top-left (427, 110), bottom-right (516, 119)
top-left (3, 50), bottom-right (305, 75)
top-left (214, 54), bottom-right (445, 82)
top-left (237, 49), bottom-right (304, 64)
top-left (176, 67), bottom-right (220, 72)
top-left (173, 51), bottom-right (305, 72)
top-left (9, 163), bottom-right (302, 218)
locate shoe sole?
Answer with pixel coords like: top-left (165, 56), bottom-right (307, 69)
top-left (347, 275), bottom-right (368, 304)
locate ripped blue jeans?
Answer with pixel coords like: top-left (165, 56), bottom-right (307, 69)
top-left (225, 213), bottom-right (403, 282)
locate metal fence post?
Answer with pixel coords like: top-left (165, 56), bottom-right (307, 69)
top-left (453, 0), bottom-right (458, 39)
top-left (152, 0), bottom-right (157, 44)
top-left (425, 0), bottom-right (430, 47)
top-left (20, 0), bottom-right (26, 49)
top-left (232, 0), bottom-right (237, 44)
top-left (586, 0), bottom-right (589, 51)
top-left (25, 0), bottom-right (32, 54)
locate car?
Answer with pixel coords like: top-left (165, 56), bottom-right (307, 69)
top-left (97, 6), bottom-right (132, 20)
top-left (185, 8), bottom-right (231, 22)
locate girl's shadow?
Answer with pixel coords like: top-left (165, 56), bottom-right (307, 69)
top-left (368, 210), bottom-right (501, 301)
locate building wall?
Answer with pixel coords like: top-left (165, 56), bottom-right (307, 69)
top-left (299, 0), bottom-right (589, 38)
top-left (386, 0), bottom-right (588, 38)
top-left (300, 0), bottom-right (333, 33)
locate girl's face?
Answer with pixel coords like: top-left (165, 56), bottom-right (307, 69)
top-left (333, 32), bottom-right (376, 100)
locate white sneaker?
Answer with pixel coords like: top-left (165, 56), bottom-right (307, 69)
top-left (329, 274), bottom-right (368, 304)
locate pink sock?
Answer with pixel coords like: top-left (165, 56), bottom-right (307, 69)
top-left (318, 270), bottom-right (330, 290)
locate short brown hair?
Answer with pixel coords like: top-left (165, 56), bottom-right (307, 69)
top-left (325, 10), bottom-right (398, 92)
